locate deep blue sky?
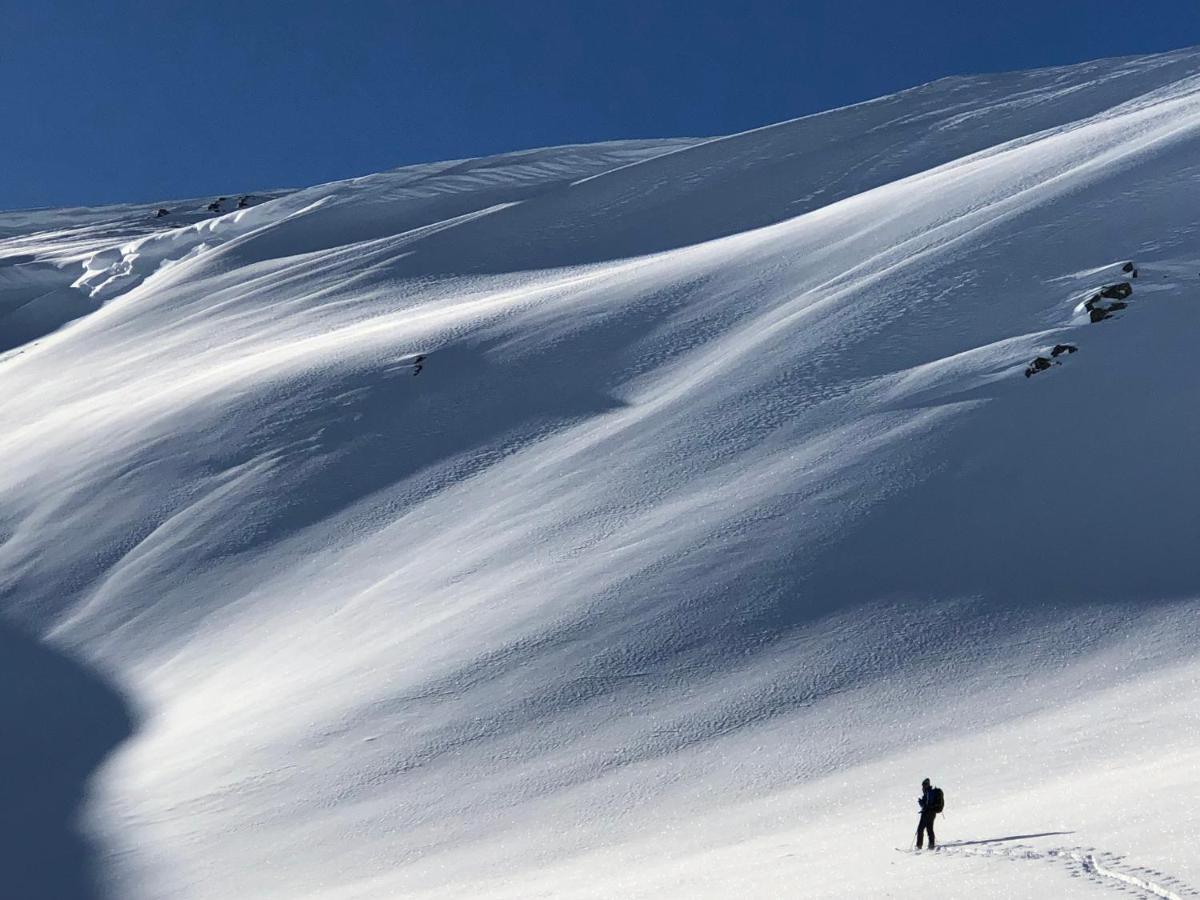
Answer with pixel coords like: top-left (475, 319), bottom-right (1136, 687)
top-left (3, 0), bottom-right (1199, 210)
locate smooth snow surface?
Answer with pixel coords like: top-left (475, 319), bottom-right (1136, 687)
top-left (3, 49), bottom-right (1200, 900)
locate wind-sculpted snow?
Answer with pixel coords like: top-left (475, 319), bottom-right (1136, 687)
top-left (2, 49), bottom-right (1200, 899)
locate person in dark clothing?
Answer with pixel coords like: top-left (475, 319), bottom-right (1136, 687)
top-left (917, 777), bottom-right (937, 849)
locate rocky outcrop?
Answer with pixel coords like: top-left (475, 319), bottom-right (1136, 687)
top-left (1098, 282), bottom-right (1133, 300)
top-left (1084, 279), bottom-right (1134, 323)
top-left (1090, 305), bottom-right (1123, 322)
top-left (1025, 356), bottom-right (1054, 378)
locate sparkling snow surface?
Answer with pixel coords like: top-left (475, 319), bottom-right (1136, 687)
top-left (3, 49), bottom-right (1200, 900)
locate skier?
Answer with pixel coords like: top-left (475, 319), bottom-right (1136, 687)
top-left (916, 777), bottom-right (942, 849)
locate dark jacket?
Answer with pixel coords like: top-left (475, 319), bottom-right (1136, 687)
top-left (918, 786), bottom-right (937, 815)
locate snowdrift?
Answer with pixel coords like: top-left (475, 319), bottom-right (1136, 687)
top-left (2, 48), bottom-right (1200, 899)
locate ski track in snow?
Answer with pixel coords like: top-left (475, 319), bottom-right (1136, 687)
top-left (938, 840), bottom-right (1200, 900)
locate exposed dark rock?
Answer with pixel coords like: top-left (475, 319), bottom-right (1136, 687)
top-left (1084, 281), bottom-right (1132, 321)
top-left (154, 208), bottom-right (170, 218)
top-left (1050, 344), bottom-right (1077, 357)
top-left (1121, 261), bottom-right (1135, 273)
top-left (1025, 356), bottom-right (1054, 378)
top-left (237, 195), bottom-right (251, 209)
top-left (206, 200), bottom-right (221, 212)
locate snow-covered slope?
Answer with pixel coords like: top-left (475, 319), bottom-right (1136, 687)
top-left (3, 48), bottom-right (1200, 900)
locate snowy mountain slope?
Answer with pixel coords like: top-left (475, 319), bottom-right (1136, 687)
top-left (2, 48), bottom-right (1200, 899)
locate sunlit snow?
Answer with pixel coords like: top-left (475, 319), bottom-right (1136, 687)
top-left (3, 47), bottom-right (1200, 900)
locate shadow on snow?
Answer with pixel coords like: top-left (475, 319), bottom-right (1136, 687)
top-left (0, 620), bottom-right (134, 900)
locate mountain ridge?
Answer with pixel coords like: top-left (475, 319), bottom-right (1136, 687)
top-left (2, 45), bottom-right (1200, 900)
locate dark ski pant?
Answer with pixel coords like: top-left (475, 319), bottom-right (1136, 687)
top-left (916, 810), bottom-right (936, 848)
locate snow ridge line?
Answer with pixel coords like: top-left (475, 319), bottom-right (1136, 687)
top-left (71, 196), bottom-right (333, 302)
top-left (938, 842), bottom-right (1199, 898)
